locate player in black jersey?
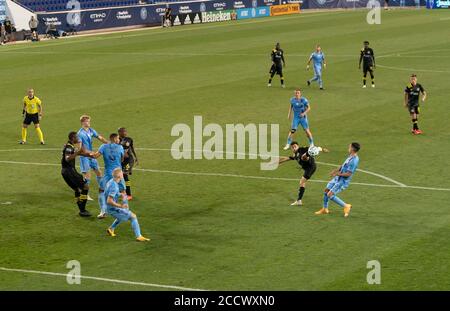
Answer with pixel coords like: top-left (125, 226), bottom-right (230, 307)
top-left (404, 74), bottom-right (427, 135)
top-left (278, 142), bottom-right (329, 206)
top-left (118, 127), bottom-right (138, 200)
top-left (61, 131), bottom-right (95, 217)
top-left (359, 41), bottom-right (376, 88)
top-left (268, 42), bottom-right (286, 88)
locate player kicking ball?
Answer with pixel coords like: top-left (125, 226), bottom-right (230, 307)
top-left (105, 168), bottom-right (150, 242)
top-left (278, 142), bottom-right (329, 206)
top-left (315, 142), bottom-right (360, 217)
top-left (283, 89), bottom-right (314, 150)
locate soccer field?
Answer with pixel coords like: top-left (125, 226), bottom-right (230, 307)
top-left (1, 8), bottom-right (450, 291)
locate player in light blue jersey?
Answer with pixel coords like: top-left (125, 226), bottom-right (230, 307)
top-left (92, 133), bottom-right (126, 219)
top-left (105, 168), bottom-right (150, 242)
top-left (316, 142), bottom-right (360, 217)
top-left (306, 45), bottom-right (326, 90)
top-left (283, 89), bottom-right (315, 150)
top-left (77, 115), bottom-right (108, 201)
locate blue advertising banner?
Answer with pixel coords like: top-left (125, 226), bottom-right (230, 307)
top-left (36, 0), bottom-right (265, 33)
top-left (168, 0), bottom-right (257, 15)
top-left (37, 4), bottom-right (167, 33)
top-left (0, 0), bottom-right (6, 23)
top-left (237, 6), bottom-right (270, 19)
top-left (427, 0), bottom-right (450, 8)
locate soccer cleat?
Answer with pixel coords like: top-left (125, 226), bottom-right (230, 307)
top-left (107, 228), bottom-right (116, 237)
top-left (362, 85), bottom-right (367, 88)
top-left (371, 84), bottom-right (375, 88)
top-left (127, 195), bottom-right (133, 201)
top-left (307, 80), bottom-right (311, 86)
top-left (40, 141), bottom-right (45, 145)
top-left (267, 83), bottom-right (272, 87)
top-left (320, 87), bottom-right (324, 90)
top-left (290, 200), bottom-right (303, 206)
top-left (87, 195), bottom-right (94, 201)
top-left (19, 141), bottom-right (26, 145)
top-left (136, 236), bottom-right (150, 242)
top-left (283, 144), bottom-right (290, 150)
top-left (79, 210), bottom-right (92, 217)
top-left (343, 204), bottom-right (352, 217)
top-left (281, 84), bottom-right (286, 88)
top-left (97, 212), bottom-right (107, 219)
top-left (315, 208), bottom-right (330, 215)
top-left (415, 129), bottom-right (423, 135)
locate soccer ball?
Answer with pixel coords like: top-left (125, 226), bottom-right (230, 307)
top-left (308, 146), bottom-right (321, 157)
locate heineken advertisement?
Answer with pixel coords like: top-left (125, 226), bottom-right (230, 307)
top-left (201, 10), bottom-right (236, 23)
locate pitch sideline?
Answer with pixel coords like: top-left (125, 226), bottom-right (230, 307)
top-left (0, 266), bottom-right (206, 291)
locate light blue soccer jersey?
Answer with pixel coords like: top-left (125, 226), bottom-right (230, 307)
top-left (77, 127), bottom-right (99, 152)
top-left (310, 51), bottom-right (325, 70)
top-left (98, 143), bottom-right (124, 179)
top-left (290, 97), bottom-right (309, 117)
top-left (338, 155), bottom-right (359, 186)
top-left (104, 179), bottom-right (120, 210)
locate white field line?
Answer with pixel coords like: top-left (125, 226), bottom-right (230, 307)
top-left (0, 159), bottom-right (449, 192)
top-left (0, 267), bottom-right (206, 291)
top-left (138, 148), bottom-right (408, 187)
top-left (377, 64), bottom-right (450, 74)
top-left (0, 147), bottom-right (405, 186)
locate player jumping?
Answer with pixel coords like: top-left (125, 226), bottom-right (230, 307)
top-left (278, 142), bottom-right (329, 206)
top-left (359, 41), bottom-right (375, 88)
top-left (404, 74), bottom-right (427, 135)
top-left (268, 42), bottom-right (286, 88)
top-left (105, 168), bottom-right (150, 242)
top-left (315, 142), bottom-right (360, 217)
top-left (283, 89), bottom-right (314, 150)
top-left (119, 127), bottom-right (138, 200)
top-left (77, 115), bottom-right (108, 201)
top-left (306, 44), bottom-right (326, 90)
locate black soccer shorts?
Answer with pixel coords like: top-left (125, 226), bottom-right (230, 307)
top-left (408, 104), bottom-right (420, 115)
top-left (23, 113), bottom-right (39, 125)
top-left (61, 168), bottom-right (86, 191)
top-left (122, 160), bottom-right (134, 175)
top-left (270, 64), bottom-right (283, 76)
top-left (303, 165), bottom-right (317, 180)
top-left (363, 64), bottom-right (374, 76)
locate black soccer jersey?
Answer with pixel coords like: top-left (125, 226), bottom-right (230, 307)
top-left (120, 137), bottom-right (135, 162)
top-left (271, 48), bottom-right (285, 66)
top-left (405, 83), bottom-right (425, 106)
top-left (360, 47), bottom-right (375, 66)
top-left (61, 142), bottom-right (76, 169)
top-left (289, 147), bottom-right (315, 171)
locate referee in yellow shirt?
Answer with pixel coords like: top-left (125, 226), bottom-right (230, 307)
top-left (20, 88), bottom-right (45, 145)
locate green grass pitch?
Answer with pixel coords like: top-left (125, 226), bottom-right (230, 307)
top-left (1, 8), bottom-right (450, 290)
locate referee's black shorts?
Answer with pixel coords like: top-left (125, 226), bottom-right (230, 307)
top-left (23, 113), bottom-right (39, 125)
top-left (61, 168), bottom-right (86, 191)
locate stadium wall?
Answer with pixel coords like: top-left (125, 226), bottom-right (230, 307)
top-left (31, 0), bottom-right (425, 34)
